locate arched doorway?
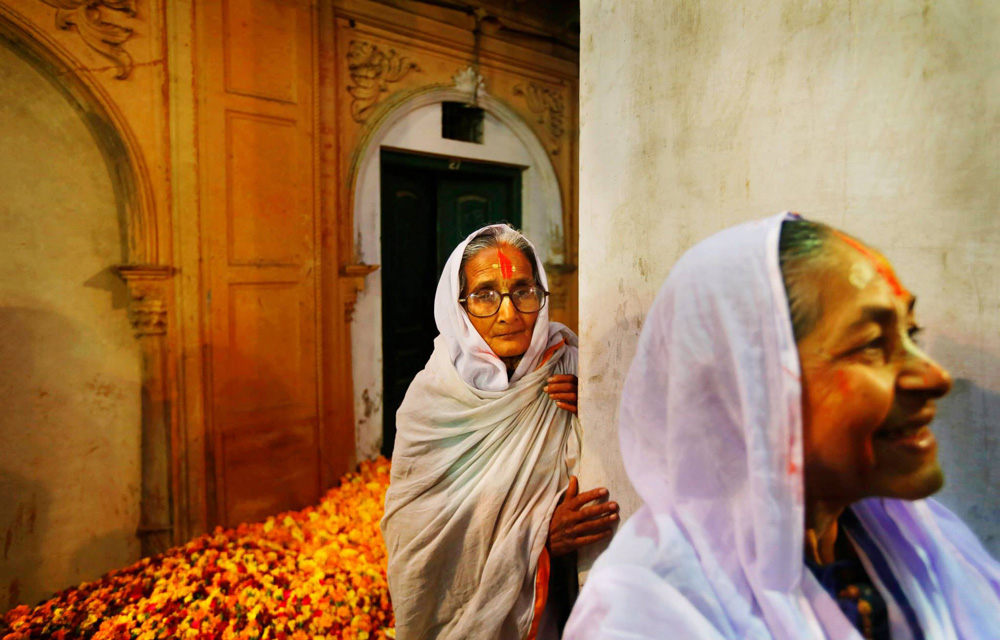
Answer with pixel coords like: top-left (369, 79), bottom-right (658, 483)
top-left (350, 88), bottom-right (566, 459)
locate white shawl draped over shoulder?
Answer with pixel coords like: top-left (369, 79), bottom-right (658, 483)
top-left (382, 225), bottom-right (581, 640)
top-left (565, 212), bottom-right (1000, 639)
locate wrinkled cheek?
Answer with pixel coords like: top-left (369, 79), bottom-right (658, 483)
top-left (810, 373), bottom-right (874, 473)
top-left (837, 372), bottom-right (895, 473)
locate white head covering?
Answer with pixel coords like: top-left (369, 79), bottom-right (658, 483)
top-left (434, 223), bottom-right (566, 391)
top-left (565, 212), bottom-right (1000, 639)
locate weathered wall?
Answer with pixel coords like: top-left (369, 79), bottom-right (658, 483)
top-left (578, 0), bottom-right (1000, 565)
top-left (0, 41), bottom-right (141, 610)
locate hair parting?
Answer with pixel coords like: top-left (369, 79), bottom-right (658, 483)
top-left (459, 224), bottom-right (543, 295)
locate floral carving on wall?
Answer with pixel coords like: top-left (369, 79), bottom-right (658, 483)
top-left (513, 82), bottom-right (565, 155)
top-left (36, 0), bottom-right (137, 79)
top-left (347, 40), bottom-right (419, 123)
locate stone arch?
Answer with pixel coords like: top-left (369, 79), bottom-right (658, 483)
top-left (347, 85), bottom-right (566, 458)
top-left (0, 8), bottom-right (175, 563)
top-left (0, 7), bottom-right (157, 264)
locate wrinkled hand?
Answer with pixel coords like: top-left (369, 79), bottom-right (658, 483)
top-left (544, 374), bottom-right (578, 414)
top-left (547, 476), bottom-right (619, 557)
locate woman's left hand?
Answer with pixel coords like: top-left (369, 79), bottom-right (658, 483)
top-left (544, 374), bottom-right (578, 414)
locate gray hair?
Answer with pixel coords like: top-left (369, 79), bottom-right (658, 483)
top-left (458, 224), bottom-right (543, 295)
top-left (778, 218), bottom-right (838, 341)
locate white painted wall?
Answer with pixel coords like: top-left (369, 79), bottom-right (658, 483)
top-left (579, 0), bottom-right (1000, 564)
top-left (352, 95), bottom-right (564, 460)
top-left (0, 41), bottom-right (142, 609)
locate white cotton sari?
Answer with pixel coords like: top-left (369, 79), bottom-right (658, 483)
top-left (381, 225), bottom-right (581, 640)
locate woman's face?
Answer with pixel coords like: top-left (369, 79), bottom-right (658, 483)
top-left (797, 240), bottom-right (953, 506)
top-left (462, 244), bottom-right (538, 359)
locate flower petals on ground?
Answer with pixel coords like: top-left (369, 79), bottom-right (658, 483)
top-left (2, 458), bottom-right (394, 640)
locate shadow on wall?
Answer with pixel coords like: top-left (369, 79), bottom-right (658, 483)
top-left (83, 266), bottom-right (131, 311)
top-left (0, 306), bottom-right (71, 611)
top-left (0, 305), bottom-right (139, 611)
top-left (0, 470), bottom-right (46, 612)
top-left (933, 337), bottom-right (1000, 558)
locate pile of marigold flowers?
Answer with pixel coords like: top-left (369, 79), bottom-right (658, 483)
top-left (2, 458), bottom-right (394, 640)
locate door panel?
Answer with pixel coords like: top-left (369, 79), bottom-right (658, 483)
top-left (200, 0), bottom-right (322, 528)
top-left (220, 282), bottom-right (313, 415)
top-left (437, 176), bottom-right (516, 273)
top-left (220, 419), bottom-right (318, 526)
top-left (225, 112), bottom-right (309, 266)
top-left (380, 167), bottom-right (438, 456)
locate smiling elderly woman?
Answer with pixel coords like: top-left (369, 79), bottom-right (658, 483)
top-left (382, 224), bottom-right (619, 640)
top-left (565, 213), bottom-right (1000, 639)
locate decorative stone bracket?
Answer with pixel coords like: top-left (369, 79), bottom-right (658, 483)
top-left (116, 264), bottom-right (175, 556)
top-left (340, 263), bottom-right (379, 322)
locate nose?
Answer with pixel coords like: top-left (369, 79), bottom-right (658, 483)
top-left (898, 348), bottom-right (953, 399)
top-left (497, 294), bottom-right (519, 324)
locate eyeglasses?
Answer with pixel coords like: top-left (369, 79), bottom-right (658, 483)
top-left (458, 285), bottom-right (549, 318)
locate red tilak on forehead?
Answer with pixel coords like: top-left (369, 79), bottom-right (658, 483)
top-left (496, 248), bottom-right (514, 279)
top-left (835, 231), bottom-right (909, 298)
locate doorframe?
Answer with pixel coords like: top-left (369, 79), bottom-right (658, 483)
top-left (348, 88), bottom-right (565, 460)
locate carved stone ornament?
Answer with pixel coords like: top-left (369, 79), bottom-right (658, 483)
top-left (347, 40), bottom-right (419, 123)
top-left (117, 265), bottom-right (172, 337)
top-left (36, 0), bottom-right (137, 79)
top-left (453, 66), bottom-right (486, 97)
top-left (513, 82), bottom-right (565, 154)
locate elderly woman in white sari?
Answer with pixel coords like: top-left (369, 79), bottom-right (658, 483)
top-left (382, 224), bottom-right (620, 640)
top-left (565, 213), bottom-right (1000, 639)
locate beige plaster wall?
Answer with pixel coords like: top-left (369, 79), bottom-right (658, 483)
top-left (0, 41), bottom-right (141, 610)
top-left (578, 0), bottom-right (1000, 566)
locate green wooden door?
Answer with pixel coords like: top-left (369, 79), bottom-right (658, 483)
top-left (380, 151), bottom-right (522, 456)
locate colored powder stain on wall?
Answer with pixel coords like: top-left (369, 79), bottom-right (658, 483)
top-left (496, 248), bottom-right (514, 279)
top-left (835, 232), bottom-right (909, 298)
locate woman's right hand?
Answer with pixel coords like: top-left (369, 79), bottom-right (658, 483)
top-left (547, 476), bottom-right (619, 557)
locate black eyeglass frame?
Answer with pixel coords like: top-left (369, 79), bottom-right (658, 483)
top-left (458, 287), bottom-right (550, 318)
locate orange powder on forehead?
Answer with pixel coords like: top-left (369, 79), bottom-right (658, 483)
top-left (835, 231), bottom-right (909, 298)
top-left (496, 248), bottom-right (515, 279)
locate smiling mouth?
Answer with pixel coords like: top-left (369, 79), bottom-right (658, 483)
top-left (874, 410), bottom-right (937, 449)
top-left (875, 424), bottom-right (931, 442)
